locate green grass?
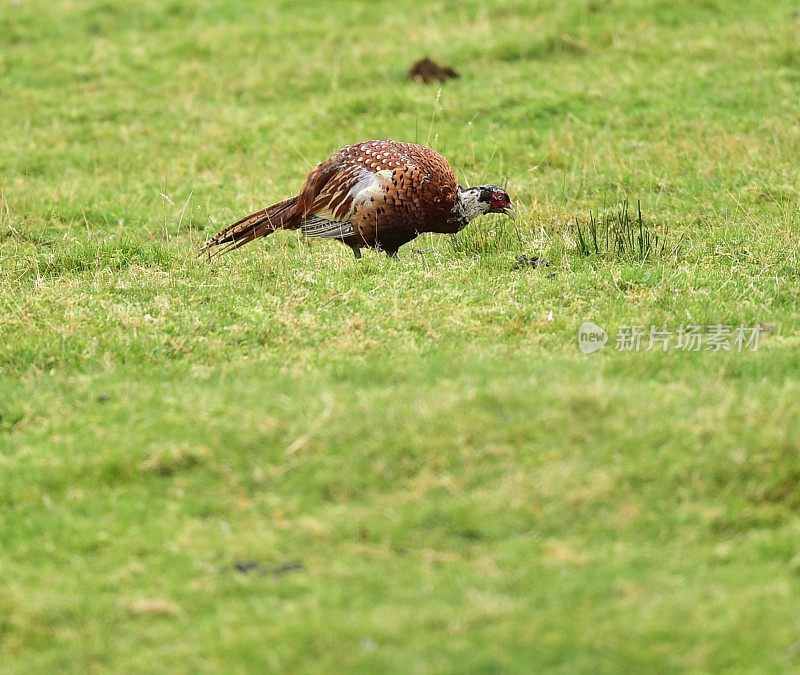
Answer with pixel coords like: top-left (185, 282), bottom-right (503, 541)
top-left (2, 0), bottom-right (800, 672)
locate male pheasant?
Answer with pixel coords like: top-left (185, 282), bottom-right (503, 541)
top-left (200, 139), bottom-right (512, 259)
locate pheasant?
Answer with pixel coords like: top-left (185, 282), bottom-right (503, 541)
top-left (200, 139), bottom-right (512, 259)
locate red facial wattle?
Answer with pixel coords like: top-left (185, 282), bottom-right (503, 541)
top-left (490, 191), bottom-right (510, 210)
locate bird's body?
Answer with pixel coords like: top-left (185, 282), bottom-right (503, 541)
top-left (200, 140), bottom-right (511, 259)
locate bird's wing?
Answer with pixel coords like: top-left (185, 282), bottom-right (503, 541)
top-left (296, 148), bottom-right (400, 236)
top-left (299, 168), bottom-right (395, 239)
top-left (298, 141), bottom-right (433, 219)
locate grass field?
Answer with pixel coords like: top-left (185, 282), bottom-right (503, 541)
top-left (2, 0), bottom-right (800, 672)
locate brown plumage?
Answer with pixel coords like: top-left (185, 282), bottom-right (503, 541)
top-left (200, 140), bottom-right (512, 259)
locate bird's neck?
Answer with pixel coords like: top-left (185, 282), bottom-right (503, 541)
top-left (451, 187), bottom-right (487, 226)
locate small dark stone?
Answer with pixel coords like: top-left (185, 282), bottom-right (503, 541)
top-left (96, 394), bottom-right (111, 404)
top-left (270, 559), bottom-right (305, 577)
top-left (233, 560), bottom-right (263, 574)
top-left (233, 559), bottom-right (305, 577)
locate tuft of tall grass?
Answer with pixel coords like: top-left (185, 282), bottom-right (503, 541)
top-left (447, 216), bottom-right (527, 256)
top-left (573, 200), bottom-right (681, 262)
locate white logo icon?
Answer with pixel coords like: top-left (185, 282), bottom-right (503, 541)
top-left (578, 322), bottom-right (608, 354)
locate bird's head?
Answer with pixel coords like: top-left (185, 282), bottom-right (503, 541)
top-left (455, 185), bottom-right (513, 224)
top-left (481, 185), bottom-right (513, 215)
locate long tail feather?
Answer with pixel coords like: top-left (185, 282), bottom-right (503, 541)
top-left (199, 196), bottom-right (300, 259)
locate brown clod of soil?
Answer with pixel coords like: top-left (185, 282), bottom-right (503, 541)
top-left (407, 58), bottom-right (459, 84)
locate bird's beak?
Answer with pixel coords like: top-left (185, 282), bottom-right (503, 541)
top-left (501, 206), bottom-right (514, 218)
